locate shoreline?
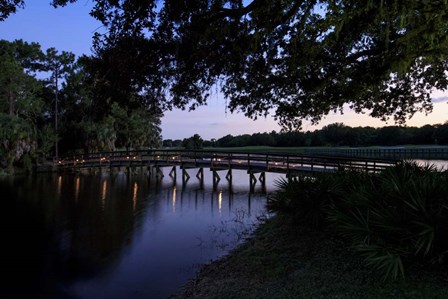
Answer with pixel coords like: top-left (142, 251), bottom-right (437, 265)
top-left (172, 216), bottom-right (448, 299)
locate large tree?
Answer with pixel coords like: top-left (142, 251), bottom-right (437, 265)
top-left (42, 48), bottom-right (75, 158)
top-left (6, 1), bottom-right (448, 130)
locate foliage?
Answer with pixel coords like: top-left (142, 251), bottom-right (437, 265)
top-left (0, 113), bottom-right (36, 171)
top-left (209, 122), bottom-right (448, 148)
top-left (182, 134), bottom-right (204, 150)
top-left (0, 39), bottom-right (163, 171)
top-left (332, 162), bottom-right (448, 279)
top-left (268, 162), bottom-right (448, 280)
top-left (47, 0), bottom-right (448, 130)
top-left (0, 0), bottom-right (24, 21)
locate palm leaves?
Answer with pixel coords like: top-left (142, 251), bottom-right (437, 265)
top-left (269, 161), bottom-right (448, 280)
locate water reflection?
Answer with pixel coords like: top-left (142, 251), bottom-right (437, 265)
top-left (412, 159), bottom-right (448, 170)
top-left (75, 176), bottom-right (80, 202)
top-left (0, 168), bottom-right (282, 299)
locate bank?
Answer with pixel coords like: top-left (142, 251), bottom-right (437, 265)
top-left (172, 216), bottom-right (448, 299)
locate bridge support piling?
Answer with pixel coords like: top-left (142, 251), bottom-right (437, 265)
top-left (249, 172), bottom-right (257, 192)
top-left (169, 166), bottom-right (176, 180)
top-left (182, 169), bottom-right (190, 185)
top-left (259, 172), bottom-right (266, 192)
top-left (225, 169), bottom-right (232, 182)
top-left (155, 166), bottom-right (164, 179)
top-left (196, 168), bottom-right (204, 187)
top-left (213, 171), bottom-right (220, 190)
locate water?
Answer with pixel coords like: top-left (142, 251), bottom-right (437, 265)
top-left (411, 159), bottom-right (448, 170)
top-left (0, 168), bottom-right (283, 299)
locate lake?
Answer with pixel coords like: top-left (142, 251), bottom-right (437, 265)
top-left (0, 167), bottom-right (283, 299)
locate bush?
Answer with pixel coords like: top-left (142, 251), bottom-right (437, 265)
top-left (332, 162), bottom-right (448, 279)
top-left (267, 173), bottom-right (344, 229)
top-left (268, 162), bottom-right (448, 279)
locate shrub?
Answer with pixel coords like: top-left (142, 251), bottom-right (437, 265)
top-left (267, 173), bottom-right (344, 229)
top-left (269, 162), bottom-right (448, 279)
top-left (331, 162), bottom-right (448, 279)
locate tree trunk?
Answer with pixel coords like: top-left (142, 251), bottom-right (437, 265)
top-left (54, 69), bottom-right (59, 159)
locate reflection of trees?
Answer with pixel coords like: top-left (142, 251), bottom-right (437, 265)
top-left (0, 173), bottom-right (153, 296)
top-left (55, 174), bottom-right (151, 280)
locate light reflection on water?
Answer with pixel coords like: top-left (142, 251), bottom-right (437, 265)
top-left (411, 159), bottom-right (448, 170)
top-left (0, 167), bottom-right (284, 299)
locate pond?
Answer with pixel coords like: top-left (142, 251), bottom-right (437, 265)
top-left (0, 167), bottom-right (283, 299)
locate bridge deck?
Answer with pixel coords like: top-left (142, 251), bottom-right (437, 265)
top-left (56, 149), bottom-right (399, 174)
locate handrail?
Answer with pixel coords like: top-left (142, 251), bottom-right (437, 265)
top-left (55, 149), bottom-right (399, 174)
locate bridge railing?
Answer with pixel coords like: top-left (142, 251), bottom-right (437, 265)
top-left (56, 149), bottom-right (399, 173)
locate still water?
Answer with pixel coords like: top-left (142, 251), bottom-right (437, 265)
top-left (0, 168), bottom-right (283, 299)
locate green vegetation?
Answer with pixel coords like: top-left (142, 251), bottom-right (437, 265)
top-left (268, 162), bottom-right (448, 280)
top-left (200, 123), bottom-right (448, 148)
top-left (23, 0), bottom-right (448, 130)
top-left (0, 39), bottom-right (162, 173)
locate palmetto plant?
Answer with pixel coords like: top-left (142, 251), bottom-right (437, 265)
top-left (269, 162), bottom-right (448, 279)
top-left (267, 173), bottom-right (344, 230)
top-left (330, 162), bottom-right (448, 279)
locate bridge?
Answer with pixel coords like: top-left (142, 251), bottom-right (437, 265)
top-left (55, 149), bottom-right (399, 190)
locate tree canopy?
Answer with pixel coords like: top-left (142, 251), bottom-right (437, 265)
top-left (0, 39), bottom-right (162, 172)
top-left (2, 1), bottom-right (448, 132)
top-left (40, 0), bottom-right (448, 130)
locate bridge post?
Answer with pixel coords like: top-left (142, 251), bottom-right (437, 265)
top-left (259, 172), bottom-right (266, 192)
top-left (213, 170), bottom-right (220, 190)
top-left (155, 166), bottom-right (164, 179)
top-left (225, 169), bottom-right (232, 182)
top-left (182, 169), bottom-right (190, 185)
top-left (196, 168), bottom-right (204, 188)
top-left (169, 166), bottom-right (176, 180)
top-left (249, 172), bottom-right (257, 192)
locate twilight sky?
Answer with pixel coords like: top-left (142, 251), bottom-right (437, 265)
top-left (1, 2), bottom-right (447, 140)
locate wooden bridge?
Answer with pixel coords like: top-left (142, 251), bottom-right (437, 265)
top-left (55, 150), bottom-right (399, 190)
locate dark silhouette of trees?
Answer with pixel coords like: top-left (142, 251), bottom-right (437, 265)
top-left (46, 0), bottom-right (448, 130)
top-left (182, 134), bottom-right (204, 150)
top-left (0, 39), bottom-right (162, 172)
top-left (0, 0), bottom-right (24, 21)
top-left (202, 123), bottom-right (448, 148)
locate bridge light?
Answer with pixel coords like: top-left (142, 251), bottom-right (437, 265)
top-left (58, 161), bottom-right (62, 164)
top-left (133, 156), bottom-right (137, 159)
top-left (76, 159), bottom-right (79, 162)
top-left (126, 156), bottom-right (130, 159)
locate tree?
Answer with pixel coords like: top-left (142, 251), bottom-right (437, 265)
top-left (0, 40), bottom-right (44, 118)
top-left (0, 40), bottom-right (49, 171)
top-left (320, 123), bottom-right (349, 146)
top-left (42, 48), bottom-right (75, 158)
top-left (434, 122), bottom-right (448, 145)
top-left (0, 0), bottom-right (24, 21)
top-left (49, 0), bottom-right (448, 130)
top-left (182, 134), bottom-right (203, 150)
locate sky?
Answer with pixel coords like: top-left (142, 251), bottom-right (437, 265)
top-left (1, 1), bottom-right (447, 140)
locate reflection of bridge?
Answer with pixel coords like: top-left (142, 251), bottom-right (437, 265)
top-left (55, 150), bottom-right (399, 190)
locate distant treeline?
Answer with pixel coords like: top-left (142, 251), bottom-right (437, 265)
top-left (164, 123), bottom-right (448, 149)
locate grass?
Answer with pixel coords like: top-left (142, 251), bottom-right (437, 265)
top-left (173, 216), bottom-right (448, 299)
top-left (204, 145), bottom-right (448, 153)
